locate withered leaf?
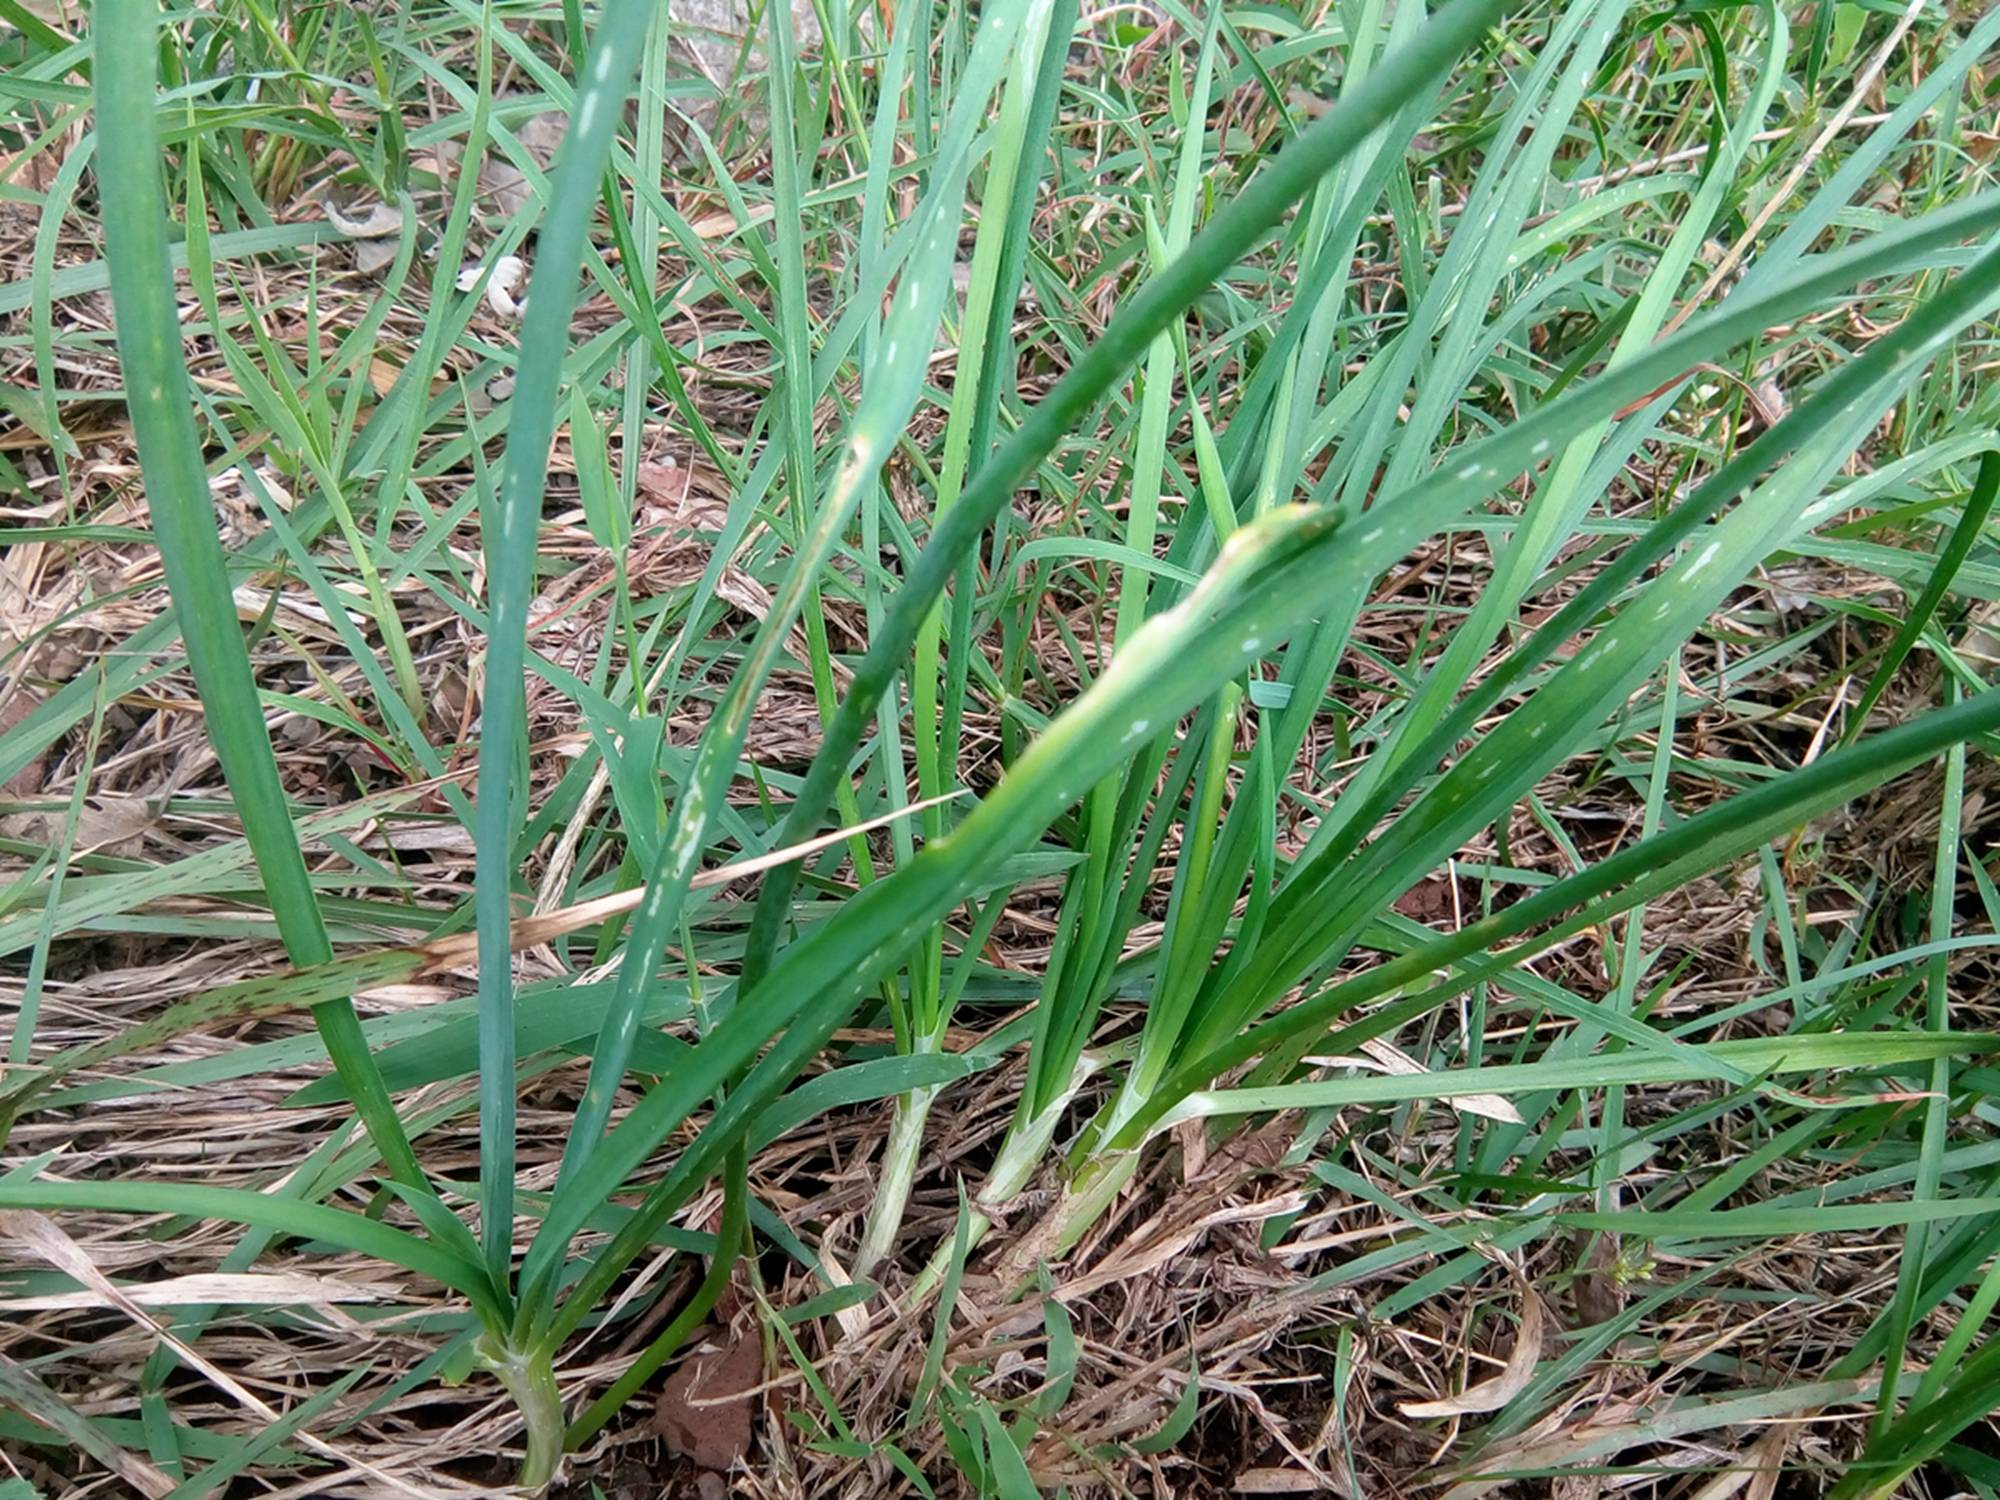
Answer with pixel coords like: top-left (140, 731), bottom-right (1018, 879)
top-left (653, 1332), bottom-right (761, 1471)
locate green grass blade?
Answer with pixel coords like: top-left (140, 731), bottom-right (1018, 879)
top-left (1165, 1032), bottom-right (1979, 1126)
top-left (543, 0), bottom-right (1036, 1209)
top-left (92, 0), bottom-right (450, 1247)
top-left (736, 0), bottom-right (1520, 981)
top-left (0, 1353), bottom-right (170, 1498)
top-left (472, 0), bottom-right (660, 1283)
top-left (0, 1179), bottom-right (499, 1318)
top-left (1869, 686), bottom-right (1968, 1444)
top-left (527, 501), bottom-right (1351, 1337)
top-left (1216, 234), bottom-right (2000, 1035)
top-left (1847, 449), bottom-right (2000, 739)
top-left (1115, 685), bottom-right (2000, 1151)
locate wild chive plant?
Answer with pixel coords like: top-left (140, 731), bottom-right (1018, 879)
top-left (4, 0), bottom-right (1999, 1490)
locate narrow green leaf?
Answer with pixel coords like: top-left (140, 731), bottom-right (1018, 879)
top-left (1847, 450), bottom-right (2000, 739)
top-left (93, 0), bottom-right (455, 1254)
top-left (0, 1180), bottom-right (500, 1318)
top-left (475, 0), bottom-right (660, 1282)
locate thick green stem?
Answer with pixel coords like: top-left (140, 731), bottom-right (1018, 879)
top-left (992, 1149), bottom-right (1142, 1288)
top-left (480, 1336), bottom-right (565, 1491)
top-left (901, 1053), bottom-right (1103, 1308)
top-left (854, 1079), bottom-right (942, 1281)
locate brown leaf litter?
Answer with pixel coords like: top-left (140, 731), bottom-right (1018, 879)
top-left (653, 1327), bottom-right (763, 1473)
